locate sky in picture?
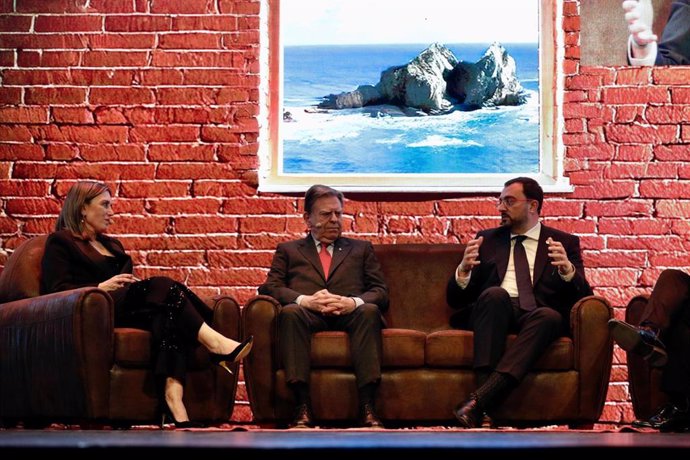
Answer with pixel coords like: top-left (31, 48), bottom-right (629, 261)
top-left (282, 0), bottom-right (539, 46)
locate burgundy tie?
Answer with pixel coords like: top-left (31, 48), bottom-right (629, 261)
top-left (319, 244), bottom-right (332, 279)
top-left (513, 235), bottom-right (537, 311)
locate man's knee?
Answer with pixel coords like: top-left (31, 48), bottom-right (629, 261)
top-left (476, 287), bottom-right (511, 311)
top-left (279, 304), bottom-right (304, 325)
top-left (657, 269), bottom-right (690, 287)
top-left (353, 303), bottom-right (383, 327)
top-left (530, 307), bottom-right (562, 329)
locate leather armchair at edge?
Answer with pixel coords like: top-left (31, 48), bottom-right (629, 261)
top-left (243, 243), bottom-right (614, 428)
top-left (0, 235), bottom-right (242, 427)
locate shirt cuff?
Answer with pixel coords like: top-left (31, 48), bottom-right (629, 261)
top-left (455, 266), bottom-right (471, 289)
top-left (296, 295), bottom-right (305, 306)
top-left (628, 35), bottom-right (657, 66)
top-left (352, 297), bottom-right (364, 307)
top-left (559, 264), bottom-right (576, 282)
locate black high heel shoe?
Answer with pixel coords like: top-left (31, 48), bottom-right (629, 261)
top-left (160, 404), bottom-right (206, 429)
top-left (209, 335), bottom-right (254, 375)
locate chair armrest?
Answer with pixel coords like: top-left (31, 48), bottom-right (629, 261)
top-left (205, 294), bottom-right (241, 421)
top-left (0, 288), bottom-right (113, 419)
top-left (569, 294), bottom-right (613, 420)
top-left (242, 295), bottom-right (281, 422)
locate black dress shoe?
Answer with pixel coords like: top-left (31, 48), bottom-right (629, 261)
top-left (359, 403), bottom-right (384, 428)
top-left (608, 319), bottom-right (668, 367)
top-left (453, 395), bottom-right (483, 428)
top-left (654, 404), bottom-right (690, 432)
top-left (289, 403), bottom-right (315, 429)
top-left (209, 335), bottom-right (254, 375)
top-left (632, 403), bottom-right (676, 429)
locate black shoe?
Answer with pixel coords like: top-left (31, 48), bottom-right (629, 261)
top-left (160, 405), bottom-right (206, 429)
top-left (656, 404), bottom-right (690, 432)
top-left (608, 319), bottom-right (668, 367)
top-left (210, 335), bottom-right (254, 375)
top-left (289, 403), bottom-right (314, 429)
top-left (359, 403), bottom-right (384, 428)
top-left (632, 403), bottom-right (676, 429)
top-left (453, 395), bottom-right (483, 429)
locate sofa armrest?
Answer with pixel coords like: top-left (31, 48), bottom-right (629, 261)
top-left (569, 294), bottom-right (613, 419)
top-left (0, 288), bottom-right (113, 419)
top-left (242, 295), bottom-right (281, 422)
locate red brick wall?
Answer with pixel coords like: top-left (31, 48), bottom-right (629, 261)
top-left (1, 0), bottom-right (686, 424)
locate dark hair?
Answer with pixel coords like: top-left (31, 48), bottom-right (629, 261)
top-left (304, 184), bottom-right (344, 215)
top-left (504, 177), bottom-right (543, 214)
top-left (56, 180), bottom-right (112, 235)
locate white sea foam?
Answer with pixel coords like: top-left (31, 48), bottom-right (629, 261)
top-left (407, 135), bottom-right (482, 148)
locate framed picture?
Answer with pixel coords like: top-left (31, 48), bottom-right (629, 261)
top-left (259, 0), bottom-right (570, 192)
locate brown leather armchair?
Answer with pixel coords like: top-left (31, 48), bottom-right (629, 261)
top-left (0, 235), bottom-right (241, 426)
top-left (243, 243), bottom-right (614, 427)
top-left (625, 295), bottom-right (667, 420)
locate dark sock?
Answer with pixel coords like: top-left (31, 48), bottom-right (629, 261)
top-left (289, 382), bottom-right (310, 406)
top-left (475, 367), bottom-right (491, 389)
top-left (473, 372), bottom-right (516, 411)
top-left (358, 382), bottom-right (378, 408)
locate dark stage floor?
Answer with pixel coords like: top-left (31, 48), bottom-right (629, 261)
top-left (1, 429), bottom-right (690, 457)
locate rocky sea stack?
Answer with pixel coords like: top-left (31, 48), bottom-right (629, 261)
top-left (318, 42), bottom-right (526, 115)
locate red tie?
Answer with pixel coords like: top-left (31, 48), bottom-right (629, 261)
top-left (319, 244), bottom-right (332, 279)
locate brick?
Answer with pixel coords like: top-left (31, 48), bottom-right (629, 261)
top-left (587, 268), bottom-right (638, 287)
top-left (51, 108), bottom-right (94, 124)
top-left (0, 88), bottom-right (21, 105)
top-left (120, 181), bottom-right (190, 198)
top-left (608, 235), bottom-right (690, 251)
top-left (603, 163), bottom-right (648, 179)
top-left (107, 216), bottom-right (168, 234)
top-left (615, 67), bottom-right (652, 85)
top-left (159, 33), bottom-right (222, 50)
top-left (354, 214), bottom-right (380, 234)
top-left (88, 33), bottom-right (156, 49)
top-left (0, 107), bottom-right (48, 124)
top-left (387, 217), bottom-right (417, 234)
top-left (0, 144), bottom-right (44, 160)
top-left (192, 180), bottom-right (256, 197)
top-left (80, 144), bottom-right (145, 161)
top-left (172, 15), bottom-right (238, 32)
top-left (606, 124), bottom-right (679, 144)
top-left (34, 15), bottom-right (103, 32)
top-left (584, 251), bottom-right (646, 268)
top-left (6, 198), bottom-right (61, 215)
top-left (90, 87), bottom-right (155, 105)
top-left (584, 200), bottom-right (652, 217)
top-left (613, 105), bottom-right (644, 123)
top-left (151, 51), bottom-right (239, 67)
top-left (541, 218), bottom-right (596, 234)
top-left (571, 182), bottom-right (635, 199)
top-left (46, 144), bottom-right (79, 160)
top-left (89, 0), bottom-right (137, 13)
top-left (151, 0), bottom-right (217, 14)
top-left (640, 180), bottom-right (690, 198)
top-left (148, 198), bottom-right (222, 215)
top-left (599, 218), bottom-right (671, 235)
top-left (207, 250), bottom-right (274, 268)
top-left (615, 144), bottom-right (653, 162)
top-left (218, 0), bottom-right (260, 15)
top-left (0, 15), bottom-right (32, 32)
top-left (0, 179), bottom-right (49, 196)
top-left (146, 251), bottom-right (205, 267)
top-left (657, 200), bottom-right (690, 218)
top-left (188, 268), bottom-right (266, 287)
top-left (239, 216), bottom-right (287, 233)
top-left (130, 125), bottom-right (199, 142)
top-left (83, 51), bottom-right (149, 67)
top-left (119, 234), bottom-right (238, 251)
top-left (94, 107), bottom-right (128, 124)
top-left (602, 87), bottom-right (669, 105)
top-left (671, 87), bottom-right (690, 104)
top-left (380, 202), bottom-right (435, 216)
top-left (156, 162), bottom-right (236, 180)
top-left (645, 105), bottom-right (690, 124)
top-left (29, 125), bottom-right (128, 143)
top-left (654, 67), bottom-right (690, 85)
top-left (655, 144), bottom-right (690, 161)
top-left (649, 253), bottom-right (690, 267)
top-left (18, 50), bottom-right (82, 67)
top-left (105, 15), bottom-right (172, 32)
top-left (175, 216), bottom-right (238, 234)
top-left (221, 198), bottom-right (294, 215)
top-left (238, 234), bottom-right (290, 250)
top-left (566, 143), bottom-right (614, 160)
top-left (156, 87), bottom-right (218, 105)
top-left (13, 162), bottom-right (155, 180)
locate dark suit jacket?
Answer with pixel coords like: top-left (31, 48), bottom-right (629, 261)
top-left (447, 224), bottom-right (592, 331)
top-left (657, 0), bottom-right (690, 65)
top-left (258, 236), bottom-right (389, 312)
top-left (41, 229), bottom-right (133, 295)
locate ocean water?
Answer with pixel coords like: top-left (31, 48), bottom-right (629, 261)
top-left (282, 43), bottom-right (539, 174)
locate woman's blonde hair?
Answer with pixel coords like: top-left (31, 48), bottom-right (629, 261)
top-left (56, 180), bottom-right (111, 236)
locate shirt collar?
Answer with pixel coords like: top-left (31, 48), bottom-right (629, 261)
top-left (311, 236), bottom-right (332, 249)
top-left (511, 222), bottom-right (541, 242)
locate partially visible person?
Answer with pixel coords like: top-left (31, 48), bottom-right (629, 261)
top-left (41, 181), bottom-right (253, 428)
top-left (258, 184), bottom-right (389, 429)
top-left (624, 0), bottom-right (690, 66)
top-left (609, 269), bottom-right (690, 432)
top-left (447, 177), bottom-right (593, 428)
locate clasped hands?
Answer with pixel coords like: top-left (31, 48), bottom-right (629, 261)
top-left (300, 289), bottom-right (356, 316)
top-left (457, 235), bottom-right (574, 279)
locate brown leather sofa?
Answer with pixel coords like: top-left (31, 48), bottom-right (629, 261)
top-left (243, 243), bottom-right (614, 427)
top-left (625, 295), bottom-right (667, 420)
top-left (0, 235), bottom-right (241, 426)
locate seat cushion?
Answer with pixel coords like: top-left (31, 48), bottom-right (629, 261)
top-left (113, 328), bottom-right (210, 370)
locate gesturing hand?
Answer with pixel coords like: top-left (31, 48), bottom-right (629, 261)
top-left (98, 273), bottom-right (139, 292)
top-left (623, 0), bottom-right (658, 47)
top-left (546, 237), bottom-right (574, 276)
top-left (457, 236), bottom-right (483, 278)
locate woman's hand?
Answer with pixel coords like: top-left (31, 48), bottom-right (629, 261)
top-left (98, 274), bottom-right (139, 292)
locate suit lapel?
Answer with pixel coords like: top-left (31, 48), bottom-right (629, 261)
top-left (297, 236), bottom-right (326, 280)
top-left (496, 230), bottom-right (511, 282)
top-left (532, 226), bottom-right (550, 286)
top-left (329, 238), bottom-right (351, 279)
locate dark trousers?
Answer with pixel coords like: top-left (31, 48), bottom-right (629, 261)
top-left (640, 269), bottom-right (690, 397)
top-left (279, 303), bottom-right (383, 388)
top-left (470, 286), bottom-right (562, 381)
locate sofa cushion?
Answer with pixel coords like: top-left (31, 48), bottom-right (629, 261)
top-left (426, 330), bottom-right (574, 370)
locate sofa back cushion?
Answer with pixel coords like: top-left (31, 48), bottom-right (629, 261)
top-left (373, 243), bottom-right (464, 333)
top-left (0, 235), bottom-right (46, 303)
